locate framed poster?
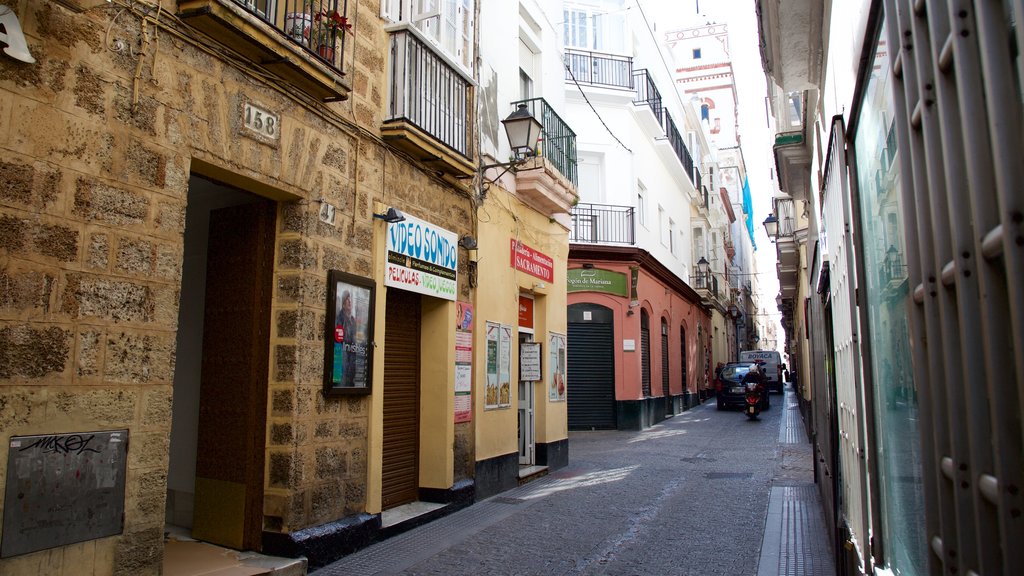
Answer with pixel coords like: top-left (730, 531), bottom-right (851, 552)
top-left (323, 270), bottom-right (375, 396)
top-left (549, 332), bottom-right (567, 401)
top-left (485, 322), bottom-right (512, 408)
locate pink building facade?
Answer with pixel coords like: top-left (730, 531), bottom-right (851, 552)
top-left (566, 248), bottom-right (712, 430)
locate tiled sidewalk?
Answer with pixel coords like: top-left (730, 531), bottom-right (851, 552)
top-left (757, 389), bottom-right (836, 576)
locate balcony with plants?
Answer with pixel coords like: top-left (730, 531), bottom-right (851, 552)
top-left (178, 0), bottom-right (352, 101)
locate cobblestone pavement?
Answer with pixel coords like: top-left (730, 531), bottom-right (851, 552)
top-left (315, 387), bottom-right (834, 575)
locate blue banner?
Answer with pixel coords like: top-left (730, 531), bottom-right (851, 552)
top-left (742, 177), bottom-right (756, 251)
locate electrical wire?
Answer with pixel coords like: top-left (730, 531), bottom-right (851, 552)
top-left (563, 61), bottom-right (633, 154)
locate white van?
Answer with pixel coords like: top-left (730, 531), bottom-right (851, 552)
top-left (739, 350), bottom-right (784, 393)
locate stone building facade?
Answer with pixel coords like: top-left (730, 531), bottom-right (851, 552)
top-left (0, 0), bottom-right (494, 572)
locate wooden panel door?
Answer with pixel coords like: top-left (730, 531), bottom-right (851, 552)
top-left (193, 200), bottom-right (275, 550)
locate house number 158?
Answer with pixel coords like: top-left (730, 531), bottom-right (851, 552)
top-left (243, 102), bottom-right (279, 140)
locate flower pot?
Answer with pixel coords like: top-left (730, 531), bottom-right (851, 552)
top-left (284, 12), bottom-right (312, 44)
top-left (317, 44), bottom-right (335, 62)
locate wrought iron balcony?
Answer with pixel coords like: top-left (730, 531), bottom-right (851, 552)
top-left (570, 203), bottom-right (636, 245)
top-left (564, 49), bottom-right (634, 90)
top-left (631, 70), bottom-right (701, 189)
top-left (511, 98), bottom-right (577, 186)
top-left (632, 68), bottom-right (664, 118)
top-left (178, 0), bottom-right (352, 100)
top-left (382, 27), bottom-right (475, 178)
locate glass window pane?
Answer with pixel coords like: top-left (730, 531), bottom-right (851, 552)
top-left (852, 18), bottom-right (927, 574)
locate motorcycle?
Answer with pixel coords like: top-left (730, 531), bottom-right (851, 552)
top-left (744, 381), bottom-right (762, 419)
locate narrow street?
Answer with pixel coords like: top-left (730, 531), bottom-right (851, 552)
top-left (315, 387), bottom-right (833, 575)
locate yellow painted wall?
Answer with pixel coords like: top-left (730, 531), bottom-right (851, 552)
top-left (472, 186), bottom-right (569, 461)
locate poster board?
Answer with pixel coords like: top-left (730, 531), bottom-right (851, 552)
top-left (2, 430), bottom-right (128, 558)
top-left (485, 322), bottom-right (512, 408)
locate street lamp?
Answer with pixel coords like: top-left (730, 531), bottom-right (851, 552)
top-left (481, 103), bottom-right (544, 184)
top-left (696, 256), bottom-right (710, 288)
top-left (762, 213), bottom-right (778, 243)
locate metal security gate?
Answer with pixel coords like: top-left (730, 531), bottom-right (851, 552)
top-left (640, 310), bottom-right (651, 397)
top-left (882, 1), bottom-right (1024, 573)
top-left (567, 304), bottom-right (616, 430)
top-left (382, 289), bottom-right (421, 509)
top-left (661, 319), bottom-right (671, 413)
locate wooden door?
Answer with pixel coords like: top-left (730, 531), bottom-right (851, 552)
top-left (192, 200), bottom-right (275, 550)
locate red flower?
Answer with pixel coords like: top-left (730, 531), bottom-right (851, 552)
top-left (314, 9), bottom-right (352, 32)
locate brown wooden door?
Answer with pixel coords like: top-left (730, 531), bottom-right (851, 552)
top-left (192, 201), bottom-right (275, 550)
top-left (382, 289), bottom-right (421, 509)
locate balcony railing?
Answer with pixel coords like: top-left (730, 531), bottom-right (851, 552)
top-left (690, 270), bottom-right (720, 300)
top-left (511, 98), bottom-right (577, 185)
top-left (631, 69), bottom-right (700, 189)
top-left (249, 0), bottom-right (350, 71)
top-left (662, 111), bottom-right (699, 188)
top-left (387, 28), bottom-right (473, 159)
top-left (570, 203), bottom-right (635, 245)
top-left (564, 49), bottom-right (634, 90)
top-left (632, 69), bottom-right (664, 118)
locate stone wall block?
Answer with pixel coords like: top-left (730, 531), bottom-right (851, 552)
top-left (155, 200), bottom-right (186, 235)
top-left (322, 143), bottom-right (349, 175)
top-left (0, 388), bottom-right (45, 433)
top-left (270, 422), bottom-right (293, 446)
top-left (113, 236), bottom-right (154, 276)
top-left (276, 309), bottom-right (298, 339)
top-left (280, 203), bottom-right (311, 235)
top-left (342, 479), bottom-right (365, 516)
top-left (313, 421), bottom-right (334, 440)
top-left (62, 273), bottom-right (153, 323)
top-left (11, 101), bottom-right (114, 173)
top-left (0, 268), bottom-right (55, 315)
top-left (112, 526), bottom-right (163, 576)
top-left (73, 177), bottom-right (150, 229)
top-left (0, 213), bottom-right (79, 263)
top-left (278, 238), bottom-right (315, 269)
top-left (75, 328), bottom-right (103, 379)
top-left (141, 387), bottom-right (172, 428)
top-left (154, 242), bottom-right (182, 280)
top-left (268, 450), bottom-right (293, 488)
top-left (52, 389), bottom-right (136, 426)
top-left (271, 388), bottom-right (294, 416)
top-left (150, 285), bottom-right (179, 326)
top-left (112, 84), bottom-right (159, 136)
top-left (104, 331), bottom-right (174, 384)
top-left (124, 140), bottom-right (168, 189)
top-left (0, 159), bottom-right (59, 209)
top-left (200, 80), bottom-right (225, 152)
top-left (0, 323), bottom-right (70, 379)
top-left (130, 432), bottom-right (170, 470)
top-left (310, 481), bottom-right (343, 523)
top-left (86, 233), bottom-right (109, 270)
top-left (338, 421), bottom-right (365, 441)
top-left (274, 344), bottom-right (296, 381)
top-left (35, 2), bottom-right (106, 52)
top-left (74, 64), bottom-right (106, 117)
top-left (314, 447), bottom-right (346, 480)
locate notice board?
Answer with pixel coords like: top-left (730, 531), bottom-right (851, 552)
top-left (1, 430), bottom-right (128, 558)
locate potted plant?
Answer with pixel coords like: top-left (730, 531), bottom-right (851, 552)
top-left (284, 1), bottom-right (314, 44)
top-left (311, 7), bottom-right (352, 61)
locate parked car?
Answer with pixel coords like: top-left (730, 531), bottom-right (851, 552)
top-left (716, 362), bottom-right (769, 411)
top-left (739, 349), bottom-right (784, 393)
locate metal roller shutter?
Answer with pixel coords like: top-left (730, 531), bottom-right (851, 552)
top-left (567, 321), bottom-right (616, 430)
top-left (382, 289), bottom-right (420, 509)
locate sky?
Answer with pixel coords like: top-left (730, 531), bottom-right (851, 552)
top-left (643, 0), bottom-right (784, 335)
